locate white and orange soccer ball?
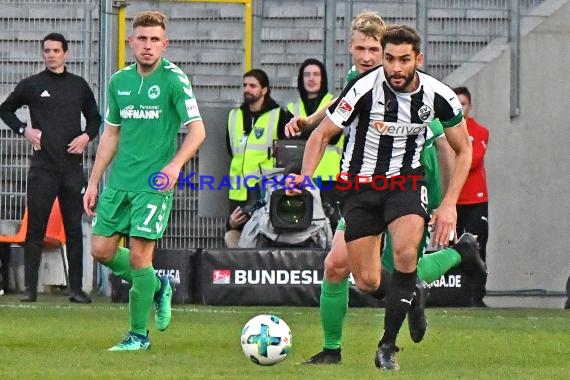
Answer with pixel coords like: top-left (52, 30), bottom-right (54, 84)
top-left (240, 314), bottom-right (292, 366)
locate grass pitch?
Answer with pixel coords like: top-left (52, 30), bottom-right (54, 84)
top-left (0, 294), bottom-right (568, 379)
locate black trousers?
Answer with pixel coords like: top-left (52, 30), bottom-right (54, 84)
top-left (0, 243), bottom-right (10, 292)
top-left (24, 166), bottom-right (85, 292)
top-left (457, 202), bottom-right (489, 303)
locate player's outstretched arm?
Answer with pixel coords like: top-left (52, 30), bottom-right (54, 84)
top-left (429, 118), bottom-right (472, 246)
top-left (284, 98), bottom-right (337, 138)
top-left (285, 116), bottom-right (340, 195)
top-left (161, 119), bottom-right (206, 192)
top-left (301, 117), bottom-right (341, 176)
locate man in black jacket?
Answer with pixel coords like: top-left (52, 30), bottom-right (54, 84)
top-left (0, 33), bottom-right (101, 303)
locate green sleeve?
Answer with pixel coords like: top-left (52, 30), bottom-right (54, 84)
top-left (170, 71), bottom-right (202, 124)
top-left (441, 110), bottom-right (463, 129)
top-left (105, 75), bottom-right (121, 125)
top-left (428, 118), bottom-right (444, 138)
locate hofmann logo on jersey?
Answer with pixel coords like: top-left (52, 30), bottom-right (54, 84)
top-left (212, 269), bottom-right (323, 285)
top-left (370, 120), bottom-right (426, 136)
top-left (120, 105), bottom-right (161, 120)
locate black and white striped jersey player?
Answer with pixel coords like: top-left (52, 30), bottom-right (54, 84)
top-left (286, 25), bottom-right (473, 371)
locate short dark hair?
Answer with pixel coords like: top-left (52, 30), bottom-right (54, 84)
top-left (243, 69), bottom-right (271, 95)
top-left (453, 86), bottom-right (472, 104)
top-left (42, 33), bottom-right (68, 52)
top-left (381, 25), bottom-right (421, 55)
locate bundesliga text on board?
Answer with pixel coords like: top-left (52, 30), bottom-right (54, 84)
top-left (211, 269), bottom-right (461, 288)
top-left (213, 269), bottom-right (323, 285)
top-left (147, 171), bottom-right (422, 192)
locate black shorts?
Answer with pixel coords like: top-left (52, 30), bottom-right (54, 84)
top-left (342, 174), bottom-right (430, 242)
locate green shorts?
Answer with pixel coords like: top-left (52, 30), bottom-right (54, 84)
top-left (92, 187), bottom-right (173, 240)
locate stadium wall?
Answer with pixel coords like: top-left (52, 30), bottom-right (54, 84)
top-left (445, 0), bottom-right (570, 300)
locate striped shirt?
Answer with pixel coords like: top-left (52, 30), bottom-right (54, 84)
top-left (326, 66), bottom-right (462, 178)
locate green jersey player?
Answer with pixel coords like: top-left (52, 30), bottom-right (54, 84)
top-left (83, 11), bottom-right (206, 351)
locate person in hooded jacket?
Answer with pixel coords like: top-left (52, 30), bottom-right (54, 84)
top-left (287, 59), bottom-right (334, 134)
top-left (287, 59), bottom-right (344, 229)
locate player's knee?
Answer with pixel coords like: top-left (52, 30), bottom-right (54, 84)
top-left (91, 245), bottom-right (112, 262)
top-left (129, 254), bottom-right (148, 269)
top-left (393, 248), bottom-right (418, 272)
top-left (324, 264), bottom-right (350, 282)
top-left (90, 239), bottom-right (115, 262)
top-left (353, 273), bottom-right (380, 293)
top-left (324, 254), bottom-right (350, 282)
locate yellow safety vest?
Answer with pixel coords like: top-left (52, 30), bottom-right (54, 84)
top-left (227, 108), bottom-right (280, 201)
top-left (287, 93), bottom-right (342, 181)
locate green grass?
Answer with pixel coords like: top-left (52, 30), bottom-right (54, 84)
top-left (0, 294), bottom-right (569, 379)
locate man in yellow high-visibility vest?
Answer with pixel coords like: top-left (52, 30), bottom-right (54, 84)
top-left (225, 69), bottom-right (293, 247)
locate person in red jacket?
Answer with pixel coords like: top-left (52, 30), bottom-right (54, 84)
top-left (453, 86), bottom-right (489, 307)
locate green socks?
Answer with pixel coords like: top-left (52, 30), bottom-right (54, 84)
top-left (417, 247), bottom-right (461, 284)
top-left (129, 266), bottom-right (161, 336)
top-left (104, 246), bottom-right (133, 283)
top-left (320, 278), bottom-right (349, 349)
top-left (317, 246), bottom-right (461, 351)
top-left (103, 247), bottom-right (162, 335)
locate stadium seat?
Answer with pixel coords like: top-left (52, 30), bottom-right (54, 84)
top-left (0, 209), bottom-right (28, 245)
top-left (43, 199), bottom-right (69, 288)
top-left (0, 199), bottom-right (69, 288)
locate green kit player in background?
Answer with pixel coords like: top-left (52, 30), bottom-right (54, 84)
top-left (83, 11), bottom-right (206, 351)
top-left (285, 11), bottom-right (485, 365)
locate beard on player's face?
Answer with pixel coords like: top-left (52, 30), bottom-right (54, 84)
top-left (387, 70), bottom-right (415, 91)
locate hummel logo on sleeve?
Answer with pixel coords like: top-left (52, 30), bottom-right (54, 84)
top-left (40, 90), bottom-right (50, 97)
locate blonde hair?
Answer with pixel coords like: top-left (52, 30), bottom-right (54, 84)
top-left (132, 10), bottom-right (167, 30)
top-left (351, 11), bottom-right (386, 41)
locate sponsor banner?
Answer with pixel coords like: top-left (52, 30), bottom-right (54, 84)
top-left (110, 248), bottom-right (471, 307)
top-left (200, 249), bottom-right (471, 307)
top-left (425, 268), bottom-right (471, 307)
top-left (200, 249), bottom-right (327, 306)
top-left (201, 249), bottom-right (389, 307)
top-left (111, 249), bottom-right (198, 304)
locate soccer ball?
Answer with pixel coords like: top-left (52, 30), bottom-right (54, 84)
top-left (240, 314), bottom-right (292, 366)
